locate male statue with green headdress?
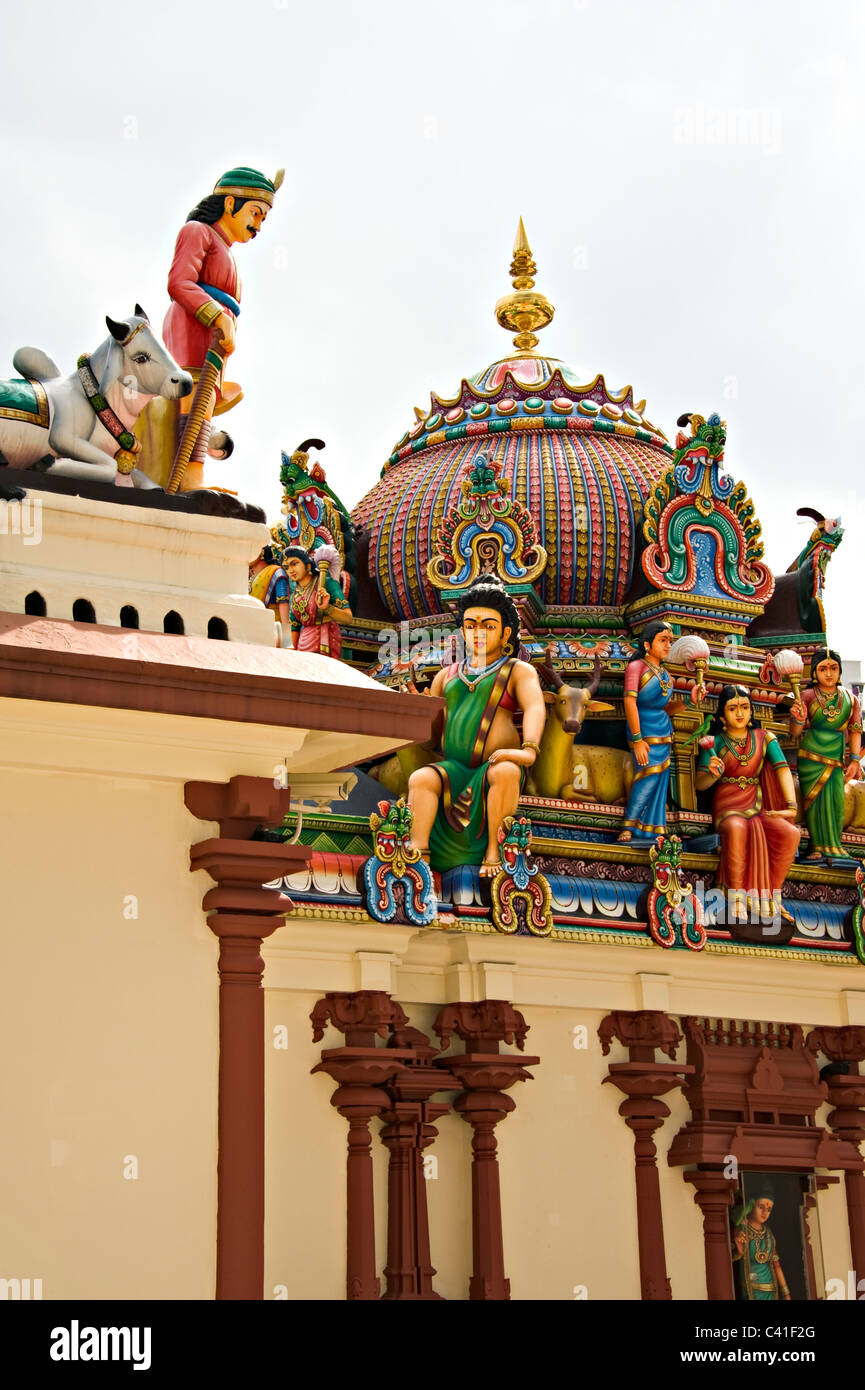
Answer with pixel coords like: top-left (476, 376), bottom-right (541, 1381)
top-left (137, 166), bottom-right (283, 491)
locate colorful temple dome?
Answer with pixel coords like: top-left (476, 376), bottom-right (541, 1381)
top-left (351, 221), bottom-right (673, 621)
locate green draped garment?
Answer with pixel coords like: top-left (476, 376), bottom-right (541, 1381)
top-left (798, 687), bottom-right (855, 857)
top-left (428, 657), bottom-right (516, 872)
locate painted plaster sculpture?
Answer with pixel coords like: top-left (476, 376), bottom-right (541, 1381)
top-left (789, 648), bottom-right (862, 862)
top-left (361, 799), bottom-right (436, 927)
top-left (248, 546), bottom-right (291, 642)
top-left (696, 685), bottom-right (800, 933)
top-left (618, 621), bottom-right (706, 842)
top-left (638, 411), bottom-right (774, 639)
top-left (489, 816), bottom-right (553, 936)
top-left (407, 577), bottom-right (546, 876)
top-left (427, 450), bottom-right (547, 593)
top-left (272, 441), bottom-right (355, 604)
top-left (138, 166), bottom-right (282, 493)
top-left (529, 652), bottom-right (624, 802)
top-left (646, 835), bottom-right (706, 951)
top-left (283, 545), bottom-right (352, 658)
top-left (731, 1192), bottom-right (791, 1301)
top-left (0, 308), bottom-right (191, 489)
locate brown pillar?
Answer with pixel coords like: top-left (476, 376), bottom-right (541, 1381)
top-left (434, 1001), bottom-right (539, 1302)
top-left (209, 910), bottom-right (282, 1299)
top-left (806, 1026), bottom-right (865, 1284)
top-left (378, 1021), bottom-right (454, 1300)
top-left (310, 992), bottom-right (416, 1300)
top-left (599, 1011), bottom-right (692, 1300)
top-left (186, 775), bottom-right (312, 1301)
top-left (685, 1170), bottom-right (738, 1300)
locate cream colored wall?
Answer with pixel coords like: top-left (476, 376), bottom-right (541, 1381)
top-left (0, 488), bottom-right (276, 642)
top-left (264, 920), bottom-right (864, 1301)
top-left (0, 764), bottom-right (218, 1299)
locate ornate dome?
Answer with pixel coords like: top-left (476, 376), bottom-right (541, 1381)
top-left (351, 222), bottom-right (672, 621)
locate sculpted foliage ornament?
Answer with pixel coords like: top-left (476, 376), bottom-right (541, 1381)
top-left (362, 798), bottom-right (436, 927)
top-left (641, 412), bottom-right (774, 604)
top-left (647, 834), bottom-right (707, 951)
top-left (427, 452), bottom-right (547, 592)
top-left (489, 815), bottom-right (553, 937)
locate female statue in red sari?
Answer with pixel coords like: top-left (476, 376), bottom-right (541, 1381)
top-left (696, 685), bottom-right (800, 940)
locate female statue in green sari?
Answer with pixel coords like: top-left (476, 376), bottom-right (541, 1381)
top-left (731, 1192), bottom-right (791, 1301)
top-left (790, 648), bottom-right (862, 862)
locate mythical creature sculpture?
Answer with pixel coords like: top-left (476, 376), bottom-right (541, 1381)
top-left (646, 835), bottom-right (706, 951)
top-left (0, 308), bottom-right (191, 489)
top-left (272, 441), bottom-right (355, 604)
top-left (489, 816), bottom-right (553, 936)
top-left (749, 508), bottom-right (844, 640)
top-left (361, 798), bottom-right (436, 927)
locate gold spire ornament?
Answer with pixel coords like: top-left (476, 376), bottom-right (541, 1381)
top-left (495, 217), bottom-right (555, 354)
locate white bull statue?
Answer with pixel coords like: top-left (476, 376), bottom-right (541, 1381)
top-left (0, 306), bottom-right (192, 492)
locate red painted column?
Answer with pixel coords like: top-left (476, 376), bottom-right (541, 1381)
top-left (209, 911), bottom-right (283, 1299)
top-left (599, 1011), bottom-right (692, 1301)
top-left (685, 1170), bottom-right (738, 1300)
top-left (185, 776), bottom-right (311, 1300)
top-left (807, 1026), bottom-right (865, 1284)
top-left (310, 992), bottom-right (415, 1300)
top-left (434, 1001), bottom-right (539, 1302)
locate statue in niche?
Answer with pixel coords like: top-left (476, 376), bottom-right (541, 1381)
top-left (731, 1190), bottom-right (791, 1301)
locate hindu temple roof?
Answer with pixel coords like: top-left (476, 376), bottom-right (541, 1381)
top-left (352, 222), bottom-right (674, 621)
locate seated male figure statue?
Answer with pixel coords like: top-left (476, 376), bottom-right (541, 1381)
top-left (408, 578), bottom-right (545, 877)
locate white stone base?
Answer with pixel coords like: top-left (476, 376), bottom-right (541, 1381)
top-left (0, 488), bottom-right (277, 644)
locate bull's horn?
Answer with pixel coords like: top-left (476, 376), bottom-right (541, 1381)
top-left (105, 315), bottom-right (131, 342)
top-left (585, 651), bottom-right (602, 698)
top-left (134, 303), bottom-right (150, 322)
top-left (540, 644), bottom-right (564, 690)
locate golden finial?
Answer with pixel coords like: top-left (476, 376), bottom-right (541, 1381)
top-left (495, 218), bottom-right (554, 354)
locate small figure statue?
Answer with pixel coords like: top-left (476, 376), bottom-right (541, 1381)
top-left (731, 1191), bottom-right (791, 1301)
top-left (789, 647), bottom-right (862, 862)
top-left (407, 577), bottom-right (546, 876)
top-left (618, 620), bottom-right (705, 842)
top-left (248, 546), bottom-right (291, 643)
top-left (283, 545), bottom-right (352, 658)
top-left (696, 685), bottom-right (800, 930)
top-left (151, 166), bottom-right (283, 492)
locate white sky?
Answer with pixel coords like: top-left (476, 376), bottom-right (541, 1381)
top-left (2, 0), bottom-right (863, 659)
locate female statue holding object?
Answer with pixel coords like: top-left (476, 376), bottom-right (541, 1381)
top-left (789, 648), bottom-right (862, 862)
top-left (696, 685), bottom-right (800, 928)
top-left (618, 620), bottom-right (705, 842)
top-left (283, 546), bottom-right (352, 659)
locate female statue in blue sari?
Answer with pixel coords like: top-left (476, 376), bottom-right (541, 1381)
top-left (618, 621), bottom-right (705, 842)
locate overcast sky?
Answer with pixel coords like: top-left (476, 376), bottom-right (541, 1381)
top-left (2, 0), bottom-right (863, 660)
